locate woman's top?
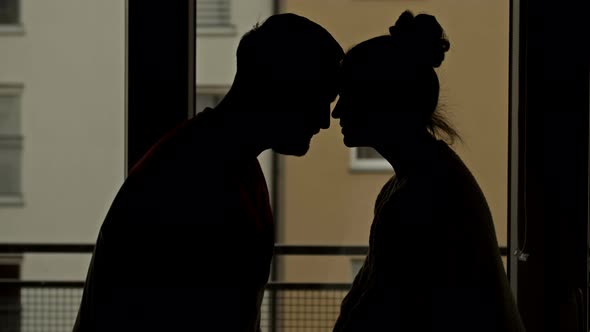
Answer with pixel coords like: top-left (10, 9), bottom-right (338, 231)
top-left (334, 140), bottom-right (525, 332)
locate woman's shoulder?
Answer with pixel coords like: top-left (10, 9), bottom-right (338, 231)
top-left (399, 142), bottom-right (488, 210)
top-left (427, 143), bottom-right (494, 217)
top-left (420, 142), bottom-right (478, 187)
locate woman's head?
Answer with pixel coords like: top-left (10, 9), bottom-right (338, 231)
top-left (333, 11), bottom-right (458, 148)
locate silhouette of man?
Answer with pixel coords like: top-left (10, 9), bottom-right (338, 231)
top-left (73, 13), bottom-right (343, 332)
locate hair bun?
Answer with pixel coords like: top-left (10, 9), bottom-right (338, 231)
top-left (389, 10), bottom-right (450, 68)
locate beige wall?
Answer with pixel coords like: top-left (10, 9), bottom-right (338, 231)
top-left (280, 0), bottom-right (509, 282)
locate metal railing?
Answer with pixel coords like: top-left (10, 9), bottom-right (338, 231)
top-left (0, 244), bottom-right (362, 332)
top-left (196, 0), bottom-right (231, 28)
top-left (262, 283), bottom-right (350, 331)
top-left (0, 281), bottom-right (83, 332)
top-left (0, 244), bottom-right (508, 332)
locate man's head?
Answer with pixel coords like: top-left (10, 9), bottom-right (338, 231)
top-left (231, 13), bottom-right (343, 156)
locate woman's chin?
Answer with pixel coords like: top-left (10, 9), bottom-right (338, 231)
top-left (342, 135), bottom-right (359, 148)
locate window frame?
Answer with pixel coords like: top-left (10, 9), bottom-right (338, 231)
top-left (510, 0), bottom-right (590, 329)
top-left (0, 255), bottom-right (22, 331)
top-left (350, 147), bottom-right (393, 172)
top-left (126, 0), bottom-right (196, 173)
top-left (0, 83), bottom-right (24, 206)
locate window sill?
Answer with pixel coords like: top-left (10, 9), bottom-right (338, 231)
top-left (0, 24), bottom-right (25, 36)
top-left (349, 164), bottom-right (394, 173)
top-left (350, 149), bottom-right (394, 173)
top-left (0, 254), bottom-right (23, 265)
top-left (0, 195), bottom-right (24, 207)
top-left (197, 25), bottom-right (237, 37)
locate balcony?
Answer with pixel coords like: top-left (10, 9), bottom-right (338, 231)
top-left (0, 244), bottom-right (365, 332)
top-left (0, 243), bottom-right (512, 331)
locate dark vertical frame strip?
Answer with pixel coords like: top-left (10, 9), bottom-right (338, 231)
top-left (587, 67), bottom-right (590, 332)
top-left (124, 1), bottom-right (129, 175)
top-left (127, 0), bottom-right (195, 172)
top-left (515, 1), bottom-right (590, 331)
top-left (508, 0), bottom-right (519, 290)
top-left (270, 2), bottom-right (282, 331)
top-left (188, 0), bottom-right (196, 119)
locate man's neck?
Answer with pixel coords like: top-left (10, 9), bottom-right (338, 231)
top-left (212, 102), bottom-right (270, 158)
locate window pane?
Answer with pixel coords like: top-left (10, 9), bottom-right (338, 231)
top-left (0, 144), bottom-right (21, 195)
top-left (196, 0), bottom-right (231, 27)
top-left (0, 93), bottom-right (20, 136)
top-left (0, 0), bottom-right (19, 25)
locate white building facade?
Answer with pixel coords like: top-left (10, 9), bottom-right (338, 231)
top-left (0, 1), bottom-right (124, 329)
top-left (0, 0), bottom-right (125, 279)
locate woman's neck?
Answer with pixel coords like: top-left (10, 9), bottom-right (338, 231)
top-left (375, 131), bottom-right (438, 178)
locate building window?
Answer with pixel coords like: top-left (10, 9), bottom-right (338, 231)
top-left (196, 0), bottom-right (235, 34)
top-left (0, 84), bottom-right (23, 205)
top-left (350, 147), bottom-right (393, 172)
top-left (0, 0), bottom-right (23, 34)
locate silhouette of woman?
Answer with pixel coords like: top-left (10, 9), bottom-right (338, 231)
top-left (332, 11), bottom-right (525, 332)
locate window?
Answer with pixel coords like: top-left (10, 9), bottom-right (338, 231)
top-left (196, 0), bottom-right (235, 34)
top-left (0, 84), bottom-right (23, 205)
top-left (0, 0), bottom-right (23, 34)
top-left (350, 147), bottom-right (393, 172)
